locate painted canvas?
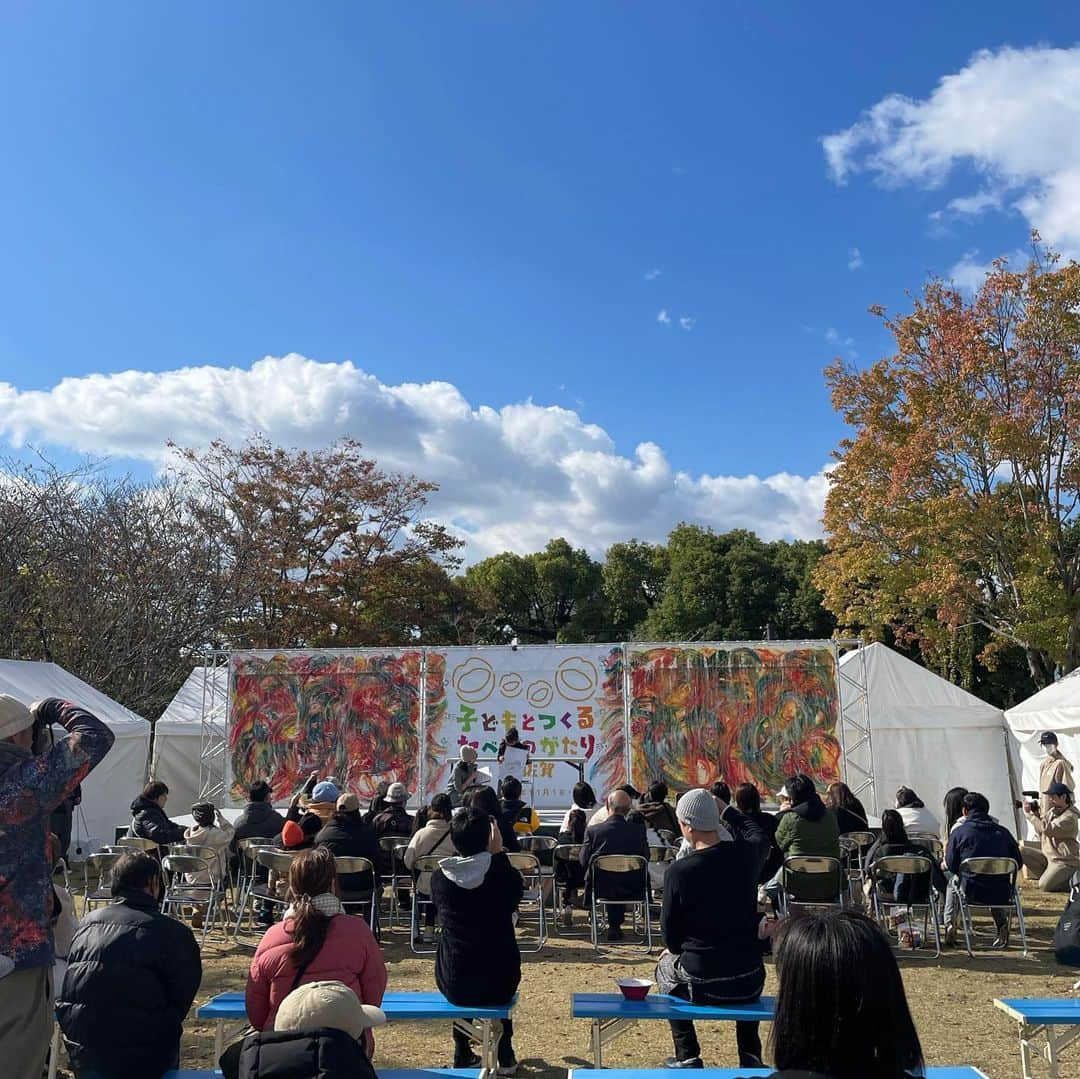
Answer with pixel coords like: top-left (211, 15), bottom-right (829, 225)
top-left (627, 644), bottom-right (841, 793)
top-left (229, 650), bottom-right (424, 802)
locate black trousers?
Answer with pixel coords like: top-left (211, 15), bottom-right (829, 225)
top-left (452, 1019), bottom-right (514, 1066)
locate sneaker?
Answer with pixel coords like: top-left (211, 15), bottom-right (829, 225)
top-left (454, 1054), bottom-right (482, 1069)
top-left (942, 923), bottom-right (957, 947)
top-left (559, 906), bottom-right (573, 928)
top-left (422, 928), bottom-right (437, 944)
top-left (664, 1057), bottom-right (704, 1069)
top-left (992, 922), bottom-right (1011, 949)
top-left (496, 1059), bottom-right (519, 1075)
top-left (606, 925), bottom-right (624, 942)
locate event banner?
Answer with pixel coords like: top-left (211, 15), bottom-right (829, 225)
top-left (229, 650), bottom-right (424, 803)
top-left (626, 643), bottom-right (842, 795)
top-left (425, 645), bottom-right (626, 808)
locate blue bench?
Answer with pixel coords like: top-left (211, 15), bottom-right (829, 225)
top-left (571, 993), bottom-right (776, 1066)
top-left (195, 991), bottom-right (516, 1069)
top-left (995, 997), bottom-right (1080, 1079)
top-left (568, 1070), bottom-right (988, 1079)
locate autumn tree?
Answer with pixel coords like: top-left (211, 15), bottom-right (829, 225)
top-left (817, 243), bottom-right (1080, 686)
top-left (173, 437), bottom-right (462, 648)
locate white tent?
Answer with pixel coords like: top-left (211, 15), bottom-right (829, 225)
top-left (839, 643), bottom-right (1016, 831)
top-left (1004, 669), bottom-right (1080, 839)
top-left (151, 666), bottom-right (226, 811)
top-left (0, 659), bottom-right (151, 857)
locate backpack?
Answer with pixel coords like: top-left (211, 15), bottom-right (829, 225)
top-left (1053, 883), bottom-right (1080, 967)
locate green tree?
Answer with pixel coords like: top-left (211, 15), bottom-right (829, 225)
top-left (602, 540), bottom-right (669, 638)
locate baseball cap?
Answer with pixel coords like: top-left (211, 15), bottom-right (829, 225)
top-left (1046, 781), bottom-right (1072, 797)
top-left (0, 695), bottom-right (34, 740)
top-left (274, 980), bottom-right (386, 1039)
top-left (386, 782), bottom-right (409, 804)
top-left (336, 793), bottom-right (360, 813)
top-left (676, 788), bottom-right (721, 831)
top-left (311, 781), bottom-right (340, 803)
top-left (1039, 732), bottom-right (1059, 746)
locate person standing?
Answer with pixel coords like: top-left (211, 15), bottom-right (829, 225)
top-left (1039, 732), bottom-right (1075, 818)
top-left (497, 727), bottom-right (529, 785)
top-left (0, 695), bottom-right (114, 1079)
top-left (1022, 782), bottom-right (1080, 892)
top-left (579, 789), bottom-right (649, 941)
top-left (57, 850), bottom-right (201, 1078)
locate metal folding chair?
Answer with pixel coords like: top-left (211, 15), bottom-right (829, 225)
top-left (234, 848), bottom-right (294, 936)
top-left (379, 836), bottom-right (412, 931)
top-left (508, 851), bottom-right (548, 952)
top-left (116, 835), bottom-right (159, 854)
top-left (161, 853), bottom-right (228, 945)
top-left (908, 832), bottom-right (945, 865)
top-left (588, 853), bottom-right (652, 954)
top-left (955, 856), bottom-right (1028, 957)
top-left (780, 854), bottom-right (844, 914)
top-left (408, 854), bottom-right (445, 954)
top-left (553, 843), bottom-right (585, 934)
top-left (520, 835), bottom-right (558, 924)
top-left (869, 854), bottom-right (941, 958)
top-left (839, 831), bottom-right (875, 902)
top-left (234, 836), bottom-right (275, 903)
top-left (82, 852), bottom-right (121, 915)
top-left (333, 855), bottom-right (379, 931)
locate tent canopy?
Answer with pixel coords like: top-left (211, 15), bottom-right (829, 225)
top-left (0, 659), bottom-right (150, 856)
top-left (152, 666), bottom-right (226, 811)
top-left (839, 643), bottom-right (1015, 829)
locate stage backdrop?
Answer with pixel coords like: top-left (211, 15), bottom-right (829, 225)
top-left (425, 645), bottom-right (625, 808)
top-left (229, 650), bottom-right (424, 803)
top-left (626, 643), bottom-right (842, 795)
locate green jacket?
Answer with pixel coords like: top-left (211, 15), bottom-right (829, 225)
top-left (775, 801), bottom-right (841, 901)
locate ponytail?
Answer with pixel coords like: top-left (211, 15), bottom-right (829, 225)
top-left (288, 893), bottom-right (333, 974)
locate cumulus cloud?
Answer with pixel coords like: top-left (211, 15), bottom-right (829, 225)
top-left (822, 46), bottom-right (1080, 252)
top-left (0, 355), bottom-right (829, 560)
top-left (657, 309), bottom-right (671, 325)
top-left (678, 316), bottom-right (695, 332)
top-left (847, 247), bottom-right (863, 271)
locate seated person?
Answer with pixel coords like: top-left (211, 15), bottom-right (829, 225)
top-left (466, 784), bottom-right (521, 852)
top-left (431, 807), bottom-right (523, 1073)
top-left (744, 910), bottom-right (924, 1079)
top-left (371, 782), bottom-right (414, 839)
top-left (498, 775), bottom-right (540, 835)
top-left (657, 789), bottom-right (772, 1069)
top-left (825, 781), bottom-right (870, 835)
top-left (895, 786), bottom-right (941, 836)
top-left (128, 779), bottom-right (186, 851)
top-left (247, 847), bottom-right (387, 1054)
top-left (1022, 781), bottom-right (1080, 892)
top-left (772, 773), bottom-right (841, 902)
top-left (184, 801), bottom-right (236, 884)
top-left (864, 809), bottom-right (946, 903)
top-left (556, 781), bottom-right (600, 923)
top-left (579, 789), bottom-right (649, 941)
top-left (640, 779), bottom-right (680, 836)
top-left (315, 793), bottom-right (381, 904)
top-left (734, 782), bottom-right (782, 884)
top-left (627, 808), bottom-right (670, 893)
top-left (448, 745), bottom-right (483, 808)
top-left (223, 980), bottom-right (385, 1079)
top-left (235, 780), bottom-right (287, 845)
top-left (943, 791), bottom-right (1022, 948)
top-left (404, 792), bottom-right (456, 940)
top-left (57, 850), bottom-right (201, 1078)
top-left (303, 780), bottom-right (341, 828)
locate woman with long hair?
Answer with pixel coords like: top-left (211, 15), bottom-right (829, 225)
top-left (824, 782), bottom-right (869, 835)
top-left (894, 786), bottom-right (940, 835)
top-left (764, 910), bottom-right (924, 1078)
top-left (942, 786), bottom-right (968, 839)
top-left (246, 847), bottom-right (387, 1053)
top-left (556, 781), bottom-right (600, 923)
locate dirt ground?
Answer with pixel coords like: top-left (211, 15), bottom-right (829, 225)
top-left (56, 883), bottom-right (1078, 1079)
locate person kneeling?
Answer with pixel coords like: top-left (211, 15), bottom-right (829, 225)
top-left (431, 806), bottom-right (523, 1074)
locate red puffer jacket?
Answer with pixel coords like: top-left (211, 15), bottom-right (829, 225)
top-left (246, 913), bottom-right (387, 1052)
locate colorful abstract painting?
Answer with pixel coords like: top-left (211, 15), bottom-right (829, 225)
top-left (626, 645), bottom-right (841, 794)
top-left (229, 650), bottom-right (426, 802)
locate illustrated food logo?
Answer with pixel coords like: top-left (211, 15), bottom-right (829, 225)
top-left (452, 656), bottom-right (496, 703)
top-left (554, 657), bottom-right (598, 701)
top-left (450, 655), bottom-right (599, 707)
top-left (499, 673), bottom-right (523, 698)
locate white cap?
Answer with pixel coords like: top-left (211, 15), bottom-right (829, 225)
top-left (274, 980), bottom-right (386, 1039)
top-left (0, 695), bottom-right (33, 740)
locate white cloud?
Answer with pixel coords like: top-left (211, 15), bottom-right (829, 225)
top-left (948, 247), bottom-right (1029, 293)
top-left (0, 354), bottom-right (829, 560)
top-left (657, 309), bottom-right (671, 325)
top-left (847, 246), bottom-right (863, 271)
top-left (678, 316), bottom-right (695, 332)
top-left (822, 46), bottom-right (1080, 252)
top-left (644, 269), bottom-right (661, 281)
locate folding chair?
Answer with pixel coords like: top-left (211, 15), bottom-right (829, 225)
top-left (234, 848), bottom-right (295, 936)
top-left (116, 835), bottom-right (159, 854)
top-left (839, 831), bottom-right (875, 902)
top-left (333, 855), bottom-right (379, 931)
top-left (657, 829), bottom-right (678, 846)
top-left (408, 854), bottom-right (445, 954)
top-left (955, 856), bottom-right (1028, 957)
top-left (553, 843), bottom-right (585, 934)
top-left (780, 855), bottom-right (844, 914)
top-left (869, 854), bottom-right (941, 958)
top-left (234, 836), bottom-right (275, 902)
top-left (520, 835), bottom-right (558, 923)
top-left (508, 851), bottom-right (548, 952)
top-left (908, 832), bottom-right (945, 865)
top-left (161, 853), bottom-right (229, 945)
top-left (588, 853), bottom-right (652, 953)
top-left (379, 837), bottom-right (412, 931)
top-left (82, 852), bottom-right (121, 915)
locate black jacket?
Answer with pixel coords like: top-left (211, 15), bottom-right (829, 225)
top-left (372, 803), bottom-right (413, 839)
top-left (234, 800), bottom-right (286, 844)
top-left (315, 813), bottom-right (380, 893)
top-left (432, 852), bottom-right (523, 1006)
top-left (661, 808), bottom-right (768, 986)
top-left (129, 795), bottom-right (186, 848)
top-left (945, 810), bottom-right (1022, 905)
top-left (834, 805), bottom-right (870, 835)
top-left (640, 799), bottom-right (680, 836)
top-left (743, 808), bottom-right (782, 883)
top-left (579, 813), bottom-right (650, 900)
top-left (57, 889), bottom-right (201, 1078)
top-left (222, 1027), bottom-right (378, 1079)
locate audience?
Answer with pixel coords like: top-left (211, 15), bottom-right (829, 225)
top-left (590, 783), bottom-right (642, 826)
top-left (431, 807), bottom-right (523, 1073)
top-left (894, 787), bottom-right (940, 836)
top-left (235, 780), bottom-right (286, 844)
top-left (754, 910), bottom-right (924, 1079)
top-left (734, 782), bottom-right (782, 883)
top-left (224, 980), bottom-right (385, 1079)
top-left (942, 786), bottom-right (969, 840)
top-left (466, 784), bottom-right (521, 852)
top-left (404, 792), bottom-right (456, 940)
top-left (657, 788), bottom-right (771, 1069)
top-left (499, 775), bottom-right (540, 835)
top-left (315, 793), bottom-right (381, 904)
top-left (1022, 781), bottom-right (1080, 892)
top-left (773, 774), bottom-right (841, 902)
top-left (640, 779), bottom-right (680, 836)
top-left (246, 847), bottom-right (387, 1054)
top-left (865, 809), bottom-right (945, 903)
top-left (710, 780), bottom-right (731, 807)
top-left (129, 779), bottom-right (187, 850)
top-left (559, 780), bottom-right (600, 833)
top-left (185, 801), bottom-right (236, 885)
top-left (556, 781), bottom-right (600, 922)
top-left (825, 781), bottom-right (870, 834)
top-left (303, 781), bottom-right (341, 828)
top-left (579, 789), bottom-right (649, 941)
top-left (371, 782), bottom-right (414, 839)
top-left (58, 850), bottom-right (201, 1078)
top-left (627, 808), bottom-right (669, 892)
top-left (943, 791), bottom-right (1022, 948)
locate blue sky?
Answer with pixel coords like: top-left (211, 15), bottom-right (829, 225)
top-left (1, 4), bottom-right (1077, 557)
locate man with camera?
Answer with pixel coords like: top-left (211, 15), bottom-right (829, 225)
top-left (0, 694), bottom-right (114, 1078)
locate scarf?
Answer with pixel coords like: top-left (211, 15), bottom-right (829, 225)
top-left (284, 892), bottom-right (343, 919)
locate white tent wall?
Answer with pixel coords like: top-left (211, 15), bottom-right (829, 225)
top-left (0, 659), bottom-right (151, 857)
top-left (839, 644), bottom-right (1017, 832)
top-left (151, 666), bottom-right (226, 812)
top-left (1004, 668), bottom-right (1080, 841)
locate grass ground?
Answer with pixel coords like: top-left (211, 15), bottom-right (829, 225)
top-left (54, 881), bottom-right (1078, 1079)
